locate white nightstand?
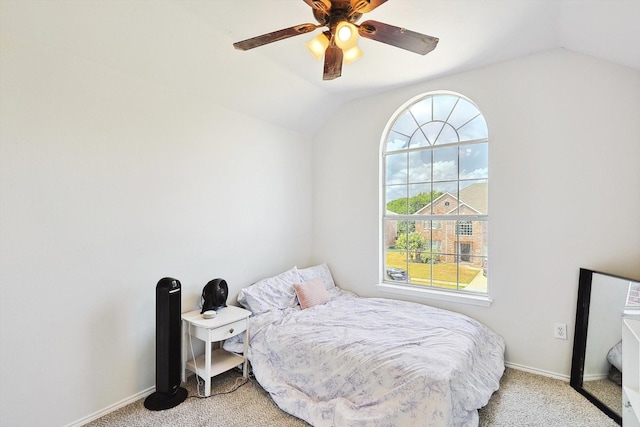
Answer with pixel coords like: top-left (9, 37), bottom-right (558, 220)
top-left (181, 305), bottom-right (251, 397)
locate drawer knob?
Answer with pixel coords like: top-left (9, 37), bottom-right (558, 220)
top-left (229, 328), bottom-right (234, 334)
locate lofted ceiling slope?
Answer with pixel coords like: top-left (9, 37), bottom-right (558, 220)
top-left (2, 1), bottom-right (639, 136)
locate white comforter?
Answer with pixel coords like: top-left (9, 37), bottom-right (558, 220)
top-left (225, 291), bottom-right (505, 427)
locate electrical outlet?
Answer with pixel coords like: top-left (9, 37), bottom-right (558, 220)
top-left (554, 323), bottom-right (567, 340)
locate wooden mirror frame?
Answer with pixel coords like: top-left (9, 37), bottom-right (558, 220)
top-left (570, 268), bottom-right (622, 425)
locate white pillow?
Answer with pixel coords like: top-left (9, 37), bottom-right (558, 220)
top-left (607, 340), bottom-right (623, 371)
top-left (237, 267), bottom-right (301, 314)
top-left (298, 263), bottom-right (336, 291)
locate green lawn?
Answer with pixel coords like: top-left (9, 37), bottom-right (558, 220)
top-left (386, 251), bottom-right (479, 286)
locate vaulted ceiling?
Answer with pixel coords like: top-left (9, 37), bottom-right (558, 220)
top-left (3, 1), bottom-right (639, 135)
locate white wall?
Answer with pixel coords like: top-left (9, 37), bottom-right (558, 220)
top-left (2, 2), bottom-right (639, 426)
top-left (0, 22), bottom-right (312, 427)
top-left (312, 49), bottom-right (640, 378)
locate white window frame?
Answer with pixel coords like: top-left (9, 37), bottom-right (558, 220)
top-left (377, 91), bottom-right (492, 307)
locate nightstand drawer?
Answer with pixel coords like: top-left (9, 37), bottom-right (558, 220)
top-left (208, 319), bottom-right (246, 341)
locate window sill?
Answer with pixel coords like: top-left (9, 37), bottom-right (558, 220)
top-left (376, 282), bottom-right (493, 307)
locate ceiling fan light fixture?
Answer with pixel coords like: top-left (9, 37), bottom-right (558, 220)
top-left (343, 44), bottom-right (363, 65)
top-left (233, 1), bottom-right (439, 81)
top-left (335, 21), bottom-right (358, 50)
top-left (305, 32), bottom-right (330, 61)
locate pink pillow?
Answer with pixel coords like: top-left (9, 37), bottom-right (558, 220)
top-left (294, 279), bottom-right (329, 309)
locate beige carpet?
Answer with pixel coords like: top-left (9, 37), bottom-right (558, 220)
top-left (583, 378), bottom-right (622, 416)
top-left (477, 368), bottom-right (618, 427)
top-left (87, 368), bottom-right (619, 427)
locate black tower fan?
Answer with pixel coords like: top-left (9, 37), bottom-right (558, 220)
top-left (144, 277), bottom-right (188, 410)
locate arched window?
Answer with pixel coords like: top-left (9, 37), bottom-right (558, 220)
top-left (382, 91), bottom-right (488, 295)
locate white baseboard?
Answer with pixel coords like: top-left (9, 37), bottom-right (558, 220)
top-left (65, 386), bottom-right (155, 427)
top-left (583, 373), bottom-right (609, 382)
top-left (66, 365), bottom-right (566, 426)
top-left (504, 361), bottom-right (570, 382)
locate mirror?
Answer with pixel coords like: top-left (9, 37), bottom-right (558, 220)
top-left (571, 268), bottom-right (640, 425)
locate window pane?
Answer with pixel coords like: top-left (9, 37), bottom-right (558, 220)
top-left (421, 122), bottom-right (443, 145)
top-left (435, 220), bottom-right (458, 255)
top-left (459, 180), bottom-right (487, 215)
top-left (418, 254), bottom-right (459, 289)
top-left (386, 130), bottom-right (410, 152)
top-left (383, 219), bottom-right (400, 249)
top-left (458, 115), bottom-right (488, 141)
top-left (433, 95), bottom-right (458, 121)
top-left (386, 153), bottom-right (407, 185)
top-left (386, 219), bottom-right (420, 284)
top-left (408, 150), bottom-right (432, 183)
top-left (480, 222), bottom-right (488, 257)
top-left (392, 110), bottom-right (419, 136)
top-left (433, 146), bottom-right (458, 181)
top-left (386, 185), bottom-right (407, 214)
top-left (385, 249), bottom-right (409, 283)
top-left (408, 128), bottom-right (430, 148)
top-left (461, 256), bottom-right (486, 291)
top-left (408, 253), bottom-right (432, 286)
top-left (456, 221), bottom-right (485, 255)
top-left (448, 98), bottom-right (481, 130)
top-left (432, 182), bottom-right (458, 214)
top-left (455, 257), bottom-right (479, 289)
top-left (408, 184), bottom-right (433, 214)
top-left (459, 143), bottom-right (488, 179)
top-left (409, 98), bottom-right (432, 125)
top-left (456, 222), bottom-right (487, 259)
top-left (433, 123), bottom-right (459, 145)
top-left (415, 220), bottom-right (432, 246)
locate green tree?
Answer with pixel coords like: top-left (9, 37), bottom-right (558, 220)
top-left (395, 232), bottom-right (429, 262)
top-left (386, 198), bottom-right (409, 214)
top-left (409, 192), bottom-right (440, 214)
top-left (386, 191), bottom-right (442, 215)
top-left (387, 191), bottom-right (442, 235)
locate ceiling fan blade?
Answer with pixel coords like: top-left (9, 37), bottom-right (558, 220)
top-left (358, 20), bottom-right (439, 55)
top-left (323, 45), bottom-right (343, 80)
top-left (350, 0), bottom-right (388, 13)
top-left (303, 0), bottom-right (332, 13)
top-left (233, 24), bottom-right (318, 51)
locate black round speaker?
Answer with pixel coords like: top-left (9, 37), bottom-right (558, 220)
top-left (201, 278), bottom-right (228, 313)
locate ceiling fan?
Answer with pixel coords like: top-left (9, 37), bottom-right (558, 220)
top-left (233, 0), bottom-right (439, 80)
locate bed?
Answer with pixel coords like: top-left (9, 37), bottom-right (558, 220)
top-left (224, 264), bottom-right (505, 427)
top-left (607, 340), bottom-right (623, 385)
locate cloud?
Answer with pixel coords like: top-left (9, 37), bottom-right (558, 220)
top-left (433, 160), bottom-right (457, 181)
top-left (461, 167), bottom-right (488, 179)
